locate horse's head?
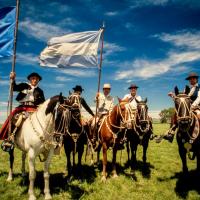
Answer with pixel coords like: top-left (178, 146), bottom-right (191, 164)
top-left (65, 93), bottom-right (81, 119)
top-left (46, 93), bottom-right (70, 134)
top-left (173, 86), bottom-right (192, 130)
top-left (136, 98), bottom-right (149, 131)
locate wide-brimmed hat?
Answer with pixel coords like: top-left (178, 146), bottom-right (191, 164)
top-left (185, 72), bottom-right (199, 80)
top-left (128, 84), bottom-right (138, 89)
top-left (27, 72), bottom-right (42, 81)
top-left (73, 85), bottom-right (84, 92)
top-left (103, 83), bottom-right (111, 89)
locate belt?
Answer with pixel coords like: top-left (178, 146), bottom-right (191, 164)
top-left (20, 102), bottom-right (35, 106)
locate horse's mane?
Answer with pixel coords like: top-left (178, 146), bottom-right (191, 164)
top-left (45, 95), bottom-right (64, 115)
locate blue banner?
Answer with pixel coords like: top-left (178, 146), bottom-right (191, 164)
top-left (0, 6), bottom-right (16, 58)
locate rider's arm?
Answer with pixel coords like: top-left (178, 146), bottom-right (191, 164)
top-left (81, 98), bottom-right (95, 117)
top-left (192, 90), bottom-right (200, 107)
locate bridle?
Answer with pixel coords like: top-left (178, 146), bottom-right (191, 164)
top-left (174, 94), bottom-right (192, 123)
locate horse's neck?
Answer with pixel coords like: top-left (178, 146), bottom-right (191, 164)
top-left (109, 106), bottom-right (120, 126)
top-left (32, 100), bottom-right (54, 132)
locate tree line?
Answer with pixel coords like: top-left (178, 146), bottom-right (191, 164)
top-left (159, 107), bottom-right (175, 123)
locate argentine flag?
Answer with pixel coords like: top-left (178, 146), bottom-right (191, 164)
top-left (0, 6), bottom-right (16, 58)
top-left (39, 29), bottom-right (103, 68)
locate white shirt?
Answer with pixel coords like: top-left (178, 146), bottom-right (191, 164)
top-left (122, 94), bottom-right (142, 109)
top-left (19, 84), bottom-right (37, 103)
top-left (96, 93), bottom-right (114, 115)
top-left (189, 83), bottom-right (200, 107)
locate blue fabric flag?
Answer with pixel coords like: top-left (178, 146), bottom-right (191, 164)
top-left (0, 6), bottom-right (16, 58)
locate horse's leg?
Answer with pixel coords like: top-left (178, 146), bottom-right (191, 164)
top-left (178, 144), bottom-right (188, 173)
top-left (130, 140), bottom-right (138, 173)
top-left (142, 139), bottom-right (149, 164)
top-left (196, 150), bottom-right (200, 174)
top-left (78, 143), bottom-right (84, 167)
top-left (64, 140), bottom-right (72, 178)
top-left (43, 148), bottom-right (54, 200)
top-left (126, 141), bottom-right (130, 166)
top-left (28, 148), bottom-right (36, 200)
top-left (7, 148), bottom-right (14, 181)
top-left (101, 142), bottom-right (107, 182)
top-left (112, 146), bottom-right (118, 178)
top-left (21, 151), bottom-right (26, 177)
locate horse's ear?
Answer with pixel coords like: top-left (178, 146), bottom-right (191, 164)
top-left (144, 98), bottom-right (147, 103)
top-left (59, 92), bottom-right (64, 104)
top-left (117, 97), bottom-right (122, 103)
top-left (174, 86), bottom-right (179, 96)
top-left (135, 98), bottom-right (140, 104)
top-left (185, 85), bottom-right (190, 95)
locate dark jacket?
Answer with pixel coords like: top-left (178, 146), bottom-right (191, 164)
top-left (13, 81), bottom-right (45, 106)
top-left (80, 97), bottom-right (94, 117)
top-left (190, 84), bottom-right (200, 102)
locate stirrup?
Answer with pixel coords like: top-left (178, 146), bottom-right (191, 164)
top-left (1, 139), bottom-right (14, 152)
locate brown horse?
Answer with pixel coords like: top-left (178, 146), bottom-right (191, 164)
top-left (173, 86), bottom-right (200, 174)
top-left (96, 100), bottom-right (127, 182)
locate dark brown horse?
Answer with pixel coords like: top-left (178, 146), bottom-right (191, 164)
top-left (126, 98), bottom-right (153, 173)
top-left (173, 86), bottom-right (200, 174)
top-left (97, 100), bottom-right (128, 182)
top-left (61, 93), bottom-right (88, 179)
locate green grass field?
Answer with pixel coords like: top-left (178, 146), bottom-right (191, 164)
top-left (0, 123), bottom-right (199, 200)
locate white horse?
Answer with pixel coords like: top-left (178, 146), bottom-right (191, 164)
top-left (6, 95), bottom-right (66, 200)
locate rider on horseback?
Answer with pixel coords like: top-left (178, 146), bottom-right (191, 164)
top-left (71, 85), bottom-right (95, 119)
top-left (92, 83), bottom-right (114, 145)
top-left (0, 72), bottom-right (45, 151)
top-left (160, 72), bottom-right (200, 143)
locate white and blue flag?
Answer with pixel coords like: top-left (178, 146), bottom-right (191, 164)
top-left (39, 29), bottom-right (103, 68)
top-left (0, 6), bottom-right (16, 58)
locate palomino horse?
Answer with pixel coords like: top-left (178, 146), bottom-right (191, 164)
top-left (97, 100), bottom-right (127, 182)
top-left (62, 93), bottom-right (87, 179)
top-left (6, 95), bottom-right (67, 200)
top-left (126, 98), bottom-right (153, 172)
top-left (173, 86), bottom-right (200, 174)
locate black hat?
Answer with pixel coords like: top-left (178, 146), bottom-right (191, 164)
top-left (185, 72), bottom-right (199, 80)
top-left (27, 72), bottom-right (42, 81)
top-left (128, 84), bottom-right (139, 89)
top-left (73, 85), bottom-right (84, 92)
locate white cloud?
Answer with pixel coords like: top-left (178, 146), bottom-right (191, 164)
top-left (115, 30), bottom-right (200, 80)
top-left (55, 76), bottom-right (72, 82)
top-left (59, 68), bottom-right (96, 78)
top-left (0, 80), bottom-right (9, 86)
top-left (17, 53), bottom-right (38, 66)
top-left (104, 42), bottom-right (126, 57)
top-left (104, 11), bottom-right (119, 16)
top-left (129, 0), bottom-right (169, 8)
top-left (48, 83), bottom-right (65, 89)
top-left (20, 18), bottom-right (71, 42)
top-left (156, 30), bottom-right (200, 50)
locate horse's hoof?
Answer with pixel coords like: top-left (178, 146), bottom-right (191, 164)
top-left (29, 194), bottom-right (36, 200)
top-left (45, 193), bottom-right (52, 200)
top-left (6, 176), bottom-right (13, 182)
top-left (112, 174), bottom-right (118, 179)
top-left (101, 176), bottom-right (106, 183)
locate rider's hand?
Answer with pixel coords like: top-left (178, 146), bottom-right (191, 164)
top-left (10, 72), bottom-right (16, 80)
top-left (96, 92), bottom-right (100, 99)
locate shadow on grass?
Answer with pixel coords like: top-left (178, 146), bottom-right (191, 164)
top-left (158, 170), bottom-right (200, 199)
top-left (122, 160), bottom-right (155, 179)
top-left (6, 164), bottom-right (97, 199)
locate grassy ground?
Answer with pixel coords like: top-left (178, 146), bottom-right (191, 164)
top-left (0, 123), bottom-right (199, 200)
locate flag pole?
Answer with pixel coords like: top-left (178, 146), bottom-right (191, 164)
top-left (94, 23), bottom-right (105, 138)
top-left (8, 0), bottom-right (20, 137)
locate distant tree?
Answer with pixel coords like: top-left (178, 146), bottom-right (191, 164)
top-left (159, 107), bottom-right (175, 123)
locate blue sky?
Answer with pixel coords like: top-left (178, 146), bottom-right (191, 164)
top-left (0, 0), bottom-right (200, 121)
